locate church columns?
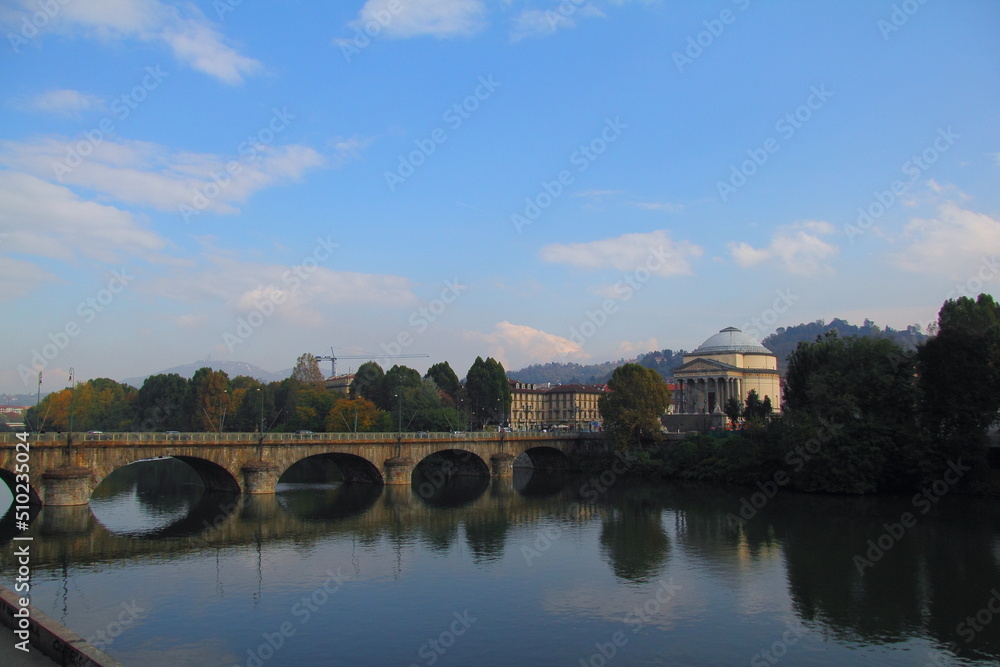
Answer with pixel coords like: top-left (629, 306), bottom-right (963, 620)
top-left (681, 375), bottom-right (757, 413)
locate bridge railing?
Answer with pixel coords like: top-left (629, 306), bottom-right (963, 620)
top-left (0, 430), bottom-right (592, 446)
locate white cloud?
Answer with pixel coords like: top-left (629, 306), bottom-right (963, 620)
top-left (328, 136), bottom-right (375, 167)
top-left (348, 0), bottom-right (488, 39)
top-left (728, 220), bottom-right (839, 276)
top-left (629, 201), bottom-right (684, 213)
top-left (0, 171), bottom-right (165, 263)
top-left (510, 3), bottom-right (605, 41)
top-left (540, 230), bottom-right (702, 276)
top-left (140, 253), bottom-right (418, 327)
top-left (20, 89), bottom-right (105, 117)
top-left (4, 0), bottom-right (260, 84)
top-left (890, 202), bottom-right (1000, 279)
top-left (510, 8), bottom-right (572, 40)
top-left (573, 189), bottom-right (624, 200)
top-left (0, 136), bottom-right (328, 216)
top-left (466, 321), bottom-right (589, 369)
top-left (0, 257), bottom-right (59, 300)
top-left (159, 13), bottom-right (261, 85)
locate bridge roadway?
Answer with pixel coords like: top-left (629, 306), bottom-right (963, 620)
top-left (0, 431), bottom-right (607, 506)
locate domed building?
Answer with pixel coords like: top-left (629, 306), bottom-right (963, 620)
top-left (673, 327), bottom-right (781, 414)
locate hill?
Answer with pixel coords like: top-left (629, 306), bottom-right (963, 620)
top-left (508, 349), bottom-right (687, 385)
top-left (123, 360), bottom-right (291, 388)
top-left (508, 318), bottom-right (929, 382)
top-left (762, 318), bottom-right (928, 372)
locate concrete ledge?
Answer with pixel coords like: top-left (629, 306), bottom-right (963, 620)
top-left (0, 584), bottom-right (124, 667)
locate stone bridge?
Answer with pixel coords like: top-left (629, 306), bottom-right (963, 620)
top-left (0, 431), bottom-right (607, 506)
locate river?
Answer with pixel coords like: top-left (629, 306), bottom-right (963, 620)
top-left (0, 457), bottom-right (998, 666)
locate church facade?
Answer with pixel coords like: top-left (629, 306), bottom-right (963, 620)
top-left (672, 327), bottom-right (782, 414)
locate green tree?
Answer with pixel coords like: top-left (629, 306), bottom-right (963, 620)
top-left (352, 361), bottom-right (386, 407)
top-left (229, 377), bottom-right (268, 432)
top-left (782, 332), bottom-right (923, 492)
top-left (916, 294), bottom-right (1000, 480)
top-left (464, 357), bottom-right (511, 428)
top-left (598, 363), bottom-right (671, 448)
top-left (723, 396), bottom-right (742, 427)
top-left (279, 381), bottom-right (334, 432)
top-left (398, 378), bottom-right (463, 432)
top-left (134, 373), bottom-right (189, 431)
top-left (187, 368), bottom-right (231, 432)
top-left (742, 389), bottom-right (772, 427)
top-left (425, 362), bottom-right (461, 403)
top-left (383, 365), bottom-right (423, 429)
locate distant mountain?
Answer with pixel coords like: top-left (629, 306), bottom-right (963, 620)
top-left (508, 349), bottom-right (687, 385)
top-left (0, 393), bottom-right (40, 407)
top-left (508, 318), bottom-right (929, 383)
top-left (761, 318), bottom-right (928, 372)
top-left (123, 360), bottom-right (292, 388)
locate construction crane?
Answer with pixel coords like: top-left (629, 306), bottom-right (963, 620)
top-left (315, 347), bottom-right (429, 378)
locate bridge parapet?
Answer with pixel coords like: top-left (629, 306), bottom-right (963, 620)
top-left (0, 431), bottom-right (607, 507)
top-left (0, 430), bottom-right (566, 446)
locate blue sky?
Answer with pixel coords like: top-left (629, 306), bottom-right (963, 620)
top-left (1, 0), bottom-right (998, 394)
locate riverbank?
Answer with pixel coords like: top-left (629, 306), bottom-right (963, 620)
top-left (0, 584), bottom-right (123, 666)
top-left (574, 432), bottom-right (1000, 496)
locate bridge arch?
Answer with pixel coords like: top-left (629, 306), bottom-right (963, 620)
top-left (90, 455), bottom-right (242, 497)
top-left (415, 449), bottom-right (490, 480)
top-left (516, 446), bottom-right (576, 471)
top-left (279, 453), bottom-right (384, 485)
top-left (168, 456), bottom-right (243, 494)
top-left (0, 468), bottom-right (43, 506)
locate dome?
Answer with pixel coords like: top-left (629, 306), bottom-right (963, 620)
top-left (693, 327), bottom-right (772, 355)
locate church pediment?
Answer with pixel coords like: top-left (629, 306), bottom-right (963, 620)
top-left (674, 358), bottom-right (739, 374)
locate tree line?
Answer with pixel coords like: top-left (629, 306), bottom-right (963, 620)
top-left (619, 295), bottom-right (1000, 494)
top-left (19, 354), bottom-right (513, 435)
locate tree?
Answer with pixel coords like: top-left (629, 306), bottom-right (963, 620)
top-left (723, 396), bottom-right (742, 427)
top-left (398, 378), bottom-right (463, 432)
top-left (383, 365), bottom-right (423, 430)
top-left (782, 332), bottom-right (923, 492)
top-left (229, 377), bottom-right (267, 432)
top-left (598, 363), bottom-right (671, 448)
top-left (291, 353), bottom-right (325, 386)
top-left (134, 373), bottom-right (188, 431)
top-left (290, 384), bottom-right (335, 432)
top-left (425, 362), bottom-right (461, 403)
top-left (187, 368), bottom-right (231, 432)
top-left (352, 361), bottom-right (386, 407)
top-left (916, 294), bottom-right (1000, 480)
top-left (742, 390), bottom-right (771, 426)
top-left (76, 378), bottom-right (136, 431)
top-left (464, 357), bottom-right (511, 428)
top-left (326, 397), bottom-right (383, 432)
top-left (31, 378), bottom-right (136, 432)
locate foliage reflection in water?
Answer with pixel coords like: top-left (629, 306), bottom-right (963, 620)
top-left (0, 458), bottom-right (998, 665)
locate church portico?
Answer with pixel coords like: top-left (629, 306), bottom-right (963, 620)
top-left (672, 327), bottom-right (781, 419)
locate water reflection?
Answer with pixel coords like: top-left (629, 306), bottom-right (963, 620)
top-left (1, 465), bottom-right (998, 663)
top-left (276, 483), bottom-right (382, 522)
top-left (412, 475), bottom-right (489, 509)
top-left (512, 467), bottom-right (575, 497)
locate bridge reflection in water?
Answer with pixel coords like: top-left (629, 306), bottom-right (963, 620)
top-left (1, 458), bottom-right (999, 665)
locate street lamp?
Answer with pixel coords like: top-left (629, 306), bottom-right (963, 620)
top-left (68, 368), bottom-right (74, 435)
top-left (257, 387), bottom-right (264, 435)
top-left (35, 370), bottom-right (42, 433)
top-left (219, 389), bottom-right (228, 433)
top-left (394, 391), bottom-right (402, 434)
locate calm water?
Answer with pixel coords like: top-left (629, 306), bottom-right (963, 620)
top-left (1, 458), bottom-right (999, 666)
